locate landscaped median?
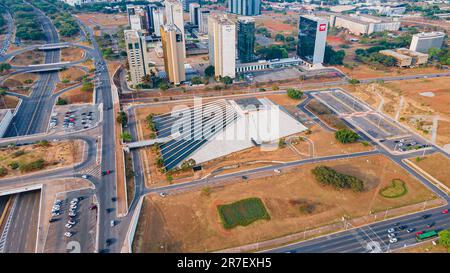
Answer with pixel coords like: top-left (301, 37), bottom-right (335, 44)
top-left (0, 139), bottom-right (84, 179)
top-left (131, 154), bottom-right (443, 253)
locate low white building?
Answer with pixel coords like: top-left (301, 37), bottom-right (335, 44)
top-left (330, 14), bottom-right (401, 35)
top-left (153, 97), bottom-right (308, 170)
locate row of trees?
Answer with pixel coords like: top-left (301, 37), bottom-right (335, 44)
top-left (429, 48), bottom-right (450, 66)
top-left (29, 0), bottom-right (80, 38)
top-left (312, 165), bottom-right (364, 192)
top-left (355, 47), bottom-right (397, 67)
top-left (2, 1), bottom-right (46, 41)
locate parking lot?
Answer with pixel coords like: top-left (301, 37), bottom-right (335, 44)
top-left (311, 90), bottom-right (429, 153)
top-left (49, 104), bottom-right (99, 133)
top-left (44, 188), bottom-right (97, 253)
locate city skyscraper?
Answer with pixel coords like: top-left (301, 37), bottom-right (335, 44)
top-left (165, 0), bottom-right (185, 38)
top-left (182, 0), bottom-right (198, 12)
top-left (124, 30), bottom-right (151, 86)
top-left (228, 0), bottom-right (261, 16)
top-left (161, 24), bottom-right (186, 84)
top-left (237, 16), bottom-right (255, 63)
top-left (208, 14), bottom-right (236, 78)
top-left (297, 15), bottom-right (328, 65)
top-left (189, 3), bottom-right (200, 26)
top-left (152, 7), bottom-right (165, 37)
top-left (127, 5), bottom-right (148, 31)
top-left (198, 8), bottom-right (210, 34)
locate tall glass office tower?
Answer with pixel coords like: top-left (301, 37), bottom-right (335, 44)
top-left (228, 0), bottom-right (261, 16)
top-left (297, 15), bottom-right (328, 65)
top-left (237, 17), bottom-right (256, 63)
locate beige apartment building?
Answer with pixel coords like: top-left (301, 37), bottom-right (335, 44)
top-left (380, 48), bottom-right (428, 67)
top-left (161, 24), bottom-right (186, 84)
top-left (124, 30), bottom-right (152, 86)
top-left (208, 14), bottom-right (236, 78)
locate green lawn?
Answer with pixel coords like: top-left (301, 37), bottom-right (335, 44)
top-left (379, 179), bottom-right (408, 198)
top-left (217, 197), bottom-right (270, 229)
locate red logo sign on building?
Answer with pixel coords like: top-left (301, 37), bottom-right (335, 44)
top-left (319, 24), bottom-right (326, 32)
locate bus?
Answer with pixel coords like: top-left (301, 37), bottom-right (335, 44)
top-left (416, 230), bottom-right (438, 242)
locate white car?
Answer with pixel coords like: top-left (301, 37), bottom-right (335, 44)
top-left (68, 220), bottom-right (76, 225)
top-left (274, 169), bottom-right (281, 174)
top-left (68, 212), bottom-right (76, 217)
top-left (387, 228), bottom-right (395, 233)
top-left (70, 204), bottom-right (77, 210)
top-left (389, 237), bottom-right (398, 243)
top-left (110, 220), bottom-right (115, 227)
top-left (81, 174), bottom-right (88, 179)
top-left (65, 223), bottom-right (73, 229)
top-left (64, 232), bottom-right (73, 238)
top-left (159, 192), bottom-right (167, 198)
top-left (70, 200), bottom-right (78, 206)
top-left (388, 233), bottom-right (396, 239)
top-left (51, 212), bottom-right (60, 217)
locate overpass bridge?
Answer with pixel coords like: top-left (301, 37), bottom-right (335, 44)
top-left (123, 137), bottom-right (172, 152)
top-left (37, 43), bottom-right (70, 50)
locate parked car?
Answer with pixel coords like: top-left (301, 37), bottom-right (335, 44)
top-left (64, 232), bottom-right (73, 238)
top-left (406, 228), bottom-right (415, 233)
top-left (387, 228), bottom-right (395, 233)
top-left (389, 237), bottom-right (398, 243)
top-left (442, 209), bottom-right (449, 214)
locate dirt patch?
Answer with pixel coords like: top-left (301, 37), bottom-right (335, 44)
top-left (76, 13), bottom-right (128, 28)
top-left (9, 50), bottom-right (44, 66)
top-left (59, 85), bottom-right (93, 104)
top-left (0, 95), bottom-right (19, 109)
top-left (59, 67), bottom-right (86, 82)
top-left (337, 64), bottom-right (445, 80)
top-left (414, 153), bottom-right (450, 189)
top-left (133, 154), bottom-right (437, 252)
top-left (0, 140), bottom-right (84, 178)
top-left (1, 73), bottom-right (38, 96)
top-left (61, 47), bottom-right (85, 62)
top-left (437, 120), bottom-right (450, 147)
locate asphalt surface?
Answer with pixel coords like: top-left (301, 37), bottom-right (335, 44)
top-left (3, 7), bottom-right (60, 137)
top-left (268, 206), bottom-right (450, 253)
top-left (2, 190), bottom-right (40, 253)
top-left (0, 5), bottom-right (13, 56)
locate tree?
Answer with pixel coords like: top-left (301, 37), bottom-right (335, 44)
top-left (275, 33), bottom-right (285, 42)
top-left (348, 79), bottom-right (360, 85)
top-left (324, 45), bottom-right (345, 65)
top-left (311, 165), bottom-right (364, 192)
top-left (204, 65), bottom-right (215, 78)
top-left (256, 45), bottom-right (288, 60)
top-left (287, 88), bottom-right (303, 100)
top-left (439, 229), bottom-right (450, 252)
top-left (116, 111), bottom-right (128, 125)
top-left (335, 128), bottom-right (359, 143)
top-left (120, 132), bottom-right (132, 142)
top-left (191, 76), bottom-right (203, 85)
top-left (0, 63), bottom-right (11, 73)
top-left (158, 82), bottom-right (169, 91)
top-left (220, 76), bottom-right (233, 85)
top-left (56, 97), bottom-right (68, 105)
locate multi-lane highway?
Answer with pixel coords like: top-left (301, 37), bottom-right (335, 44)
top-left (0, 190), bottom-right (40, 253)
top-left (3, 6), bottom-right (60, 137)
top-left (267, 206), bottom-right (450, 253)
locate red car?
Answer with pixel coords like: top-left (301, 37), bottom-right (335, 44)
top-left (416, 231), bottom-right (424, 236)
top-left (442, 209), bottom-right (449, 214)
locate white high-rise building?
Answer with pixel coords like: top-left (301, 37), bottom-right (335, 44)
top-left (198, 8), bottom-right (210, 34)
top-left (124, 30), bottom-right (151, 86)
top-left (165, 0), bottom-right (185, 37)
top-left (189, 3), bottom-right (201, 26)
top-left (208, 14), bottom-right (236, 78)
top-left (152, 8), bottom-right (165, 37)
top-left (410, 32), bottom-right (445, 54)
top-left (127, 5), bottom-right (147, 31)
